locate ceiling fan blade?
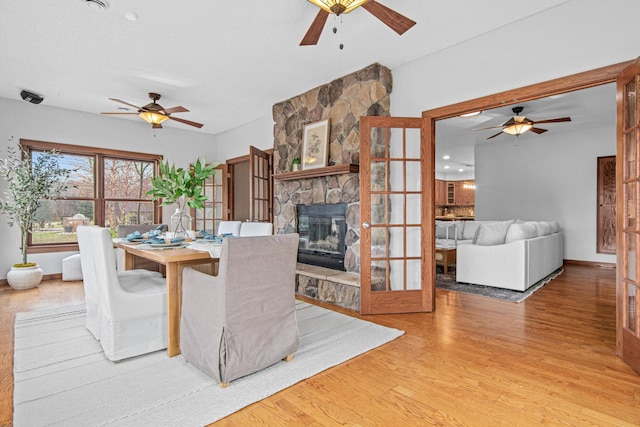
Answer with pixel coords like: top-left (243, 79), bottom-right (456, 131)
top-left (108, 98), bottom-right (141, 110)
top-left (472, 125), bottom-right (506, 131)
top-left (361, 0), bottom-right (416, 35)
top-left (300, 9), bottom-right (329, 46)
top-left (101, 112), bottom-right (138, 115)
top-left (529, 127), bottom-right (548, 134)
top-left (486, 131), bottom-right (504, 140)
top-left (162, 106), bottom-right (189, 114)
top-left (532, 117), bottom-right (572, 124)
top-left (169, 116), bottom-right (204, 128)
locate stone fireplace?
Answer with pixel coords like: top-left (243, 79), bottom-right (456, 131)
top-left (272, 63), bottom-right (392, 309)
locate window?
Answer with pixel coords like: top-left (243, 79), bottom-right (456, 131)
top-left (22, 140), bottom-right (161, 253)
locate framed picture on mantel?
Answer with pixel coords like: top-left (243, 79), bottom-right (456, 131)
top-left (302, 119), bottom-right (329, 170)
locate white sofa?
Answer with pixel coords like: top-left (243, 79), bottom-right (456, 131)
top-left (439, 220), bottom-right (563, 291)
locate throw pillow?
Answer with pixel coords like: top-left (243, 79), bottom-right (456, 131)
top-left (462, 221), bottom-right (484, 240)
top-left (505, 222), bottom-right (538, 243)
top-left (472, 220), bottom-right (515, 245)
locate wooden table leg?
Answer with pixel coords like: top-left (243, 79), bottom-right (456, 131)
top-left (165, 263), bottom-right (181, 357)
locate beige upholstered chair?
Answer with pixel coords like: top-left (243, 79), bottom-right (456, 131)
top-left (217, 220), bottom-right (242, 236)
top-left (77, 226), bottom-right (167, 360)
top-left (239, 221), bottom-right (273, 237)
top-left (180, 233), bottom-right (299, 387)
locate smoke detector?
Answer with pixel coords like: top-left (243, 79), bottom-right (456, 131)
top-left (83, 0), bottom-right (109, 11)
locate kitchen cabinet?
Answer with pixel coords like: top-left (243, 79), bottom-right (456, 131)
top-left (435, 179), bottom-right (475, 206)
top-left (435, 179), bottom-right (446, 205)
top-left (454, 181), bottom-right (475, 206)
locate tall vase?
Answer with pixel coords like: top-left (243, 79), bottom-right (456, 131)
top-left (171, 204), bottom-right (192, 239)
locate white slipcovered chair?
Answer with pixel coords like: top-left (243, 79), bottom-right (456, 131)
top-left (217, 220), bottom-right (242, 236)
top-left (239, 221), bottom-right (273, 237)
top-left (180, 233), bottom-right (299, 386)
top-left (77, 226), bottom-right (167, 361)
top-left (78, 225), bottom-right (164, 340)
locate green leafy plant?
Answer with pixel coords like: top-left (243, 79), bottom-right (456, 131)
top-left (0, 145), bottom-right (73, 266)
top-left (147, 157), bottom-right (218, 233)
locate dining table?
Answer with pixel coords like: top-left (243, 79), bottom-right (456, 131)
top-left (113, 240), bottom-right (221, 357)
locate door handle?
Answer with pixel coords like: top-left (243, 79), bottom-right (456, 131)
top-left (362, 221), bottom-right (371, 229)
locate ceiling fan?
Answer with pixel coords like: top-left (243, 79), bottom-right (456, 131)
top-left (101, 93), bottom-right (203, 129)
top-left (474, 106), bottom-right (571, 140)
top-left (300, 0), bottom-right (416, 46)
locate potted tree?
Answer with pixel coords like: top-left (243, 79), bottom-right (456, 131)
top-left (147, 157), bottom-right (218, 238)
top-left (0, 144), bottom-right (72, 289)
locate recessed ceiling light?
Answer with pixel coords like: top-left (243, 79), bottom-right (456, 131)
top-left (444, 165), bottom-right (450, 169)
top-left (458, 168), bottom-right (464, 172)
top-left (459, 111), bottom-right (482, 118)
top-left (442, 155), bottom-right (450, 160)
top-left (123, 11), bottom-right (138, 21)
top-left (83, 0), bottom-right (109, 11)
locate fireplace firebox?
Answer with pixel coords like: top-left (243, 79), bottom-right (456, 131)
top-left (296, 203), bottom-right (347, 271)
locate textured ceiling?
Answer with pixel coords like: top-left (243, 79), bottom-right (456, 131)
top-left (0, 0), bottom-right (569, 135)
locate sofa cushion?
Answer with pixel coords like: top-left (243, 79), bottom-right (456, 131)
top-left (435, 221), bottom-right (461, 239)
top-left (505, 222), bottom-right (538, 243)
top-left (472, 220), bottom-right (514, 245)
top-left (533, 221), bottom-right (554, 236)
top-left (462, 221), bottom-right (484, 240)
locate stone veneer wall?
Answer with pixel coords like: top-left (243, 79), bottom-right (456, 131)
top-left (272, 63), bottom-right (392, 276)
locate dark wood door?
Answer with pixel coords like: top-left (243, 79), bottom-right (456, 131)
top-left (598, 156), bottom-right (616, 254)
top-left (249, 146), bottom-right (272, 222)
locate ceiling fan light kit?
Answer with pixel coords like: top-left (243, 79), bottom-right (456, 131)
top-left (138, 111), bottom-right (169, 126)
top-left (308, 0), bottom-right (369, 15)
top-left (502, 117), bottom-right (533, 136)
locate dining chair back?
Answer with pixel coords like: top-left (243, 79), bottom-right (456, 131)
top-left (180, 233), bottom-right (299, 386)
top-left (239, 221), bottom-right (273, 237)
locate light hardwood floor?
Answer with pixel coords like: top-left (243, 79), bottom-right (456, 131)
top-left (1, 264), bottom-right (639, 426)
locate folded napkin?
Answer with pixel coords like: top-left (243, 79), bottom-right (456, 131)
top-left (198, 230), bottom-right (233, 243)
top-left (123, 225), bottom-right (165, 241)
top-left (143, 237), bottom-right (185, 245)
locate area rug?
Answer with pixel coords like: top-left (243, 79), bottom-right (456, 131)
top-left (13, 301), bottom-right (403, 427)
top-left (436, 269), bottom-right (563, 303)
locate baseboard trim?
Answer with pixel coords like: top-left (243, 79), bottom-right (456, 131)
top-left (564, 259), bottom-right (616, 269)
top-left (0, 273), bottom-right (63, 287)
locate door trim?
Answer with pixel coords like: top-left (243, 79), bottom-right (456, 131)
top-left (422, 62), bottom-right (631, 122)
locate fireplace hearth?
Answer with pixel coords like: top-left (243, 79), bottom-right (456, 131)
top-left (297, 203), bottom-right (347, 271)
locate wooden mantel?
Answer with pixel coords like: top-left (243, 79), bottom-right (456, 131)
top-left (273, 164), bottom-right (359, 181)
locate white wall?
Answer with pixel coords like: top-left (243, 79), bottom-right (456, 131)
top-left (475, 124), bottom-right (616, 263)
top-left (215, 116), bottom-right (273, 161)
top-left (0, 98), bottom-right (219, 278)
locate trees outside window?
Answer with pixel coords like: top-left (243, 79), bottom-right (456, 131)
top-left (22, 140), bottom-right (160, 250)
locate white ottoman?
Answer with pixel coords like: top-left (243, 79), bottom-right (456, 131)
top-left (62, 253), bottom-right (83, 281)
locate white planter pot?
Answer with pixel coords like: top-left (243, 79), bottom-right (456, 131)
top-left (7, 264), bottom-right (43, 290)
